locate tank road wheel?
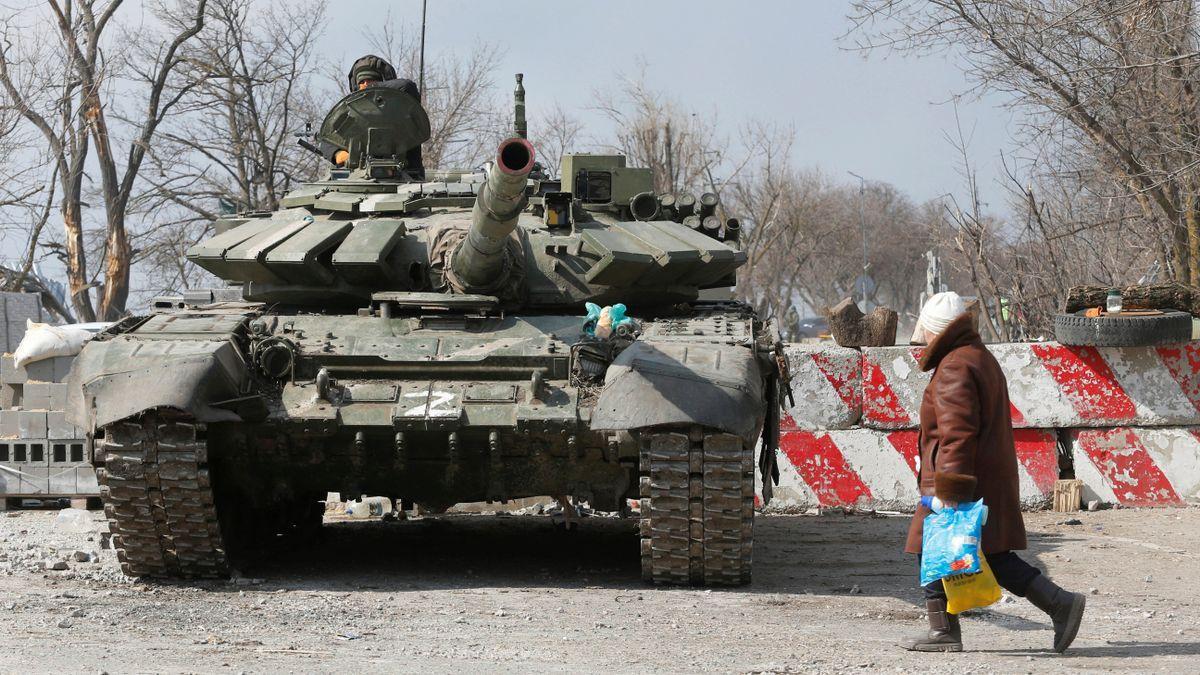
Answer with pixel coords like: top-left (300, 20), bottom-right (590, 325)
top-left (96, 412), bottom-right (231, 578)
top-left (639, 426), bottom-right (754, 586)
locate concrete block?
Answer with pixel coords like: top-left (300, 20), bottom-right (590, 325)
top-left (782, 343), bottom-right (862, 430)
top-left (22, 382), bottom-right (50, 410)
top-left (75, 465), bottom-right (99, 495)
top-left (861, 341), bottom-right (1200, 430)
top-left (0, 464), bottom-right (49, 495)
top-left (7, 321), bottom-right (28, 352)
top-left (47, 412), bottom-right (76, 439)
top-left (0, 410), bottom-right (18, 438)
top-left (17, 410), bottom-right (47, 439)
top-left (22, 356), bottom-right (74, 384)
top-left (1, 439), bottom-right (48, 467)
top-left (47, 383), bottom-right (67, 410)
top-left (48, 465), bottom-right (77, 494)
top-left (1071, 427), bottom-right (1200, 507)
top-left (2, 292), bottom-right (43, 323)
top-left (48, 439), bottom-right (87, 465)
top-left (0, 383), bottom-right (16, 408)
top-left (1, 354), bottom-right (26, 384)
top-left (763, 427), bottom-right (1059, 512)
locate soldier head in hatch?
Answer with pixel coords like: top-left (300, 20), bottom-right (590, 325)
top-left (348, 54), bottom-right (398, 92)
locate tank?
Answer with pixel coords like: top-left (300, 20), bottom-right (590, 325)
top-left (66, 75), bottom-right (784, 586)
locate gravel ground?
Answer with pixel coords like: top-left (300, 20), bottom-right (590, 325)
top-left (0, 505), bottom-right (1197, 673)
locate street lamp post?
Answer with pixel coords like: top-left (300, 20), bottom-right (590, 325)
top-left (847, 171), bottom-right (870, 311)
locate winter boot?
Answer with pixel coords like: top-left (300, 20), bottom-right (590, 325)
top-left (1025, 575), bottom-right (1086, 653)
top-left (902, 599), bottom-right (962, 652)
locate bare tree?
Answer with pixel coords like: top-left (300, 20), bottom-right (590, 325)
top-left (534, 102), bottom-right (583, 178)
top-left (729, 121), bottom-right (931, 333)
top-left (135, 0), bottom-right (326, 297)
top-left (851, 0), bottom-right (1200, 285)
top-left (0, 0), bottom-right (208, 321)
top-left (592, 69), bottom-right (721, 194)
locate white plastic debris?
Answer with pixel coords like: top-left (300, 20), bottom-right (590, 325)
top-left (54, 508), bottom-right (96, 533)
top-left (345, 496), bottom-right (392, 519)
top-left (12, 320), bottom-right (111, 368)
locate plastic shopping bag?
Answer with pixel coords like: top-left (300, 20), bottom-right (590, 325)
top-left (919, 498), bottom-right (988, 586)
top-left (943, 555), bottom-right (1002, 614)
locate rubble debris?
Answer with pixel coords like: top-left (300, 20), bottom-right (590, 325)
top-left (826, 298), bottom-right (898, 347)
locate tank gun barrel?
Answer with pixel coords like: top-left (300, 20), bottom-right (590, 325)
top-left (452, 137), bottom-right (536, 289)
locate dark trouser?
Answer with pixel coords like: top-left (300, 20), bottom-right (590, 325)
top-left (920, 551), bottom-right (1042, 601)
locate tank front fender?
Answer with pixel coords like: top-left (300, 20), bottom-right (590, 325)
top-left (66, 335), bottom-right (249, 432)
top-left (590, 340), bottom-right (765, 445)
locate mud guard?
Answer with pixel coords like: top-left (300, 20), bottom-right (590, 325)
top-left (590, 340), bottom-right (764, 445)
top-left (66, 336), bottom-right (249, 433)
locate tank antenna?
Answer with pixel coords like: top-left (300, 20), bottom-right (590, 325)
top-left (514, 73), bottom-right (527, 139)
top-left (418, 0), bottom-right (428, 95)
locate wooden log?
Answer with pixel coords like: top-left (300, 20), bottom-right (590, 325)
top-left (1065, 282), bottom-right (1200, 316)
top-left (826, 297), bottom-right (899, 347)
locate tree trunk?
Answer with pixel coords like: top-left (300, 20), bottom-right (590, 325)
top-left (1065, 282), bottom-right (1200, 316)
top-left (61, 199), bottom-right (96, 323)
top-left (98, 213), bottom-right (131, 321)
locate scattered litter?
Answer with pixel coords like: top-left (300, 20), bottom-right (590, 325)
top-left (54, 509), bottom-right (95, 533)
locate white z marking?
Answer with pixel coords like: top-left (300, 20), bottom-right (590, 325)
top-left (402, 390), bottom-right (457, 418)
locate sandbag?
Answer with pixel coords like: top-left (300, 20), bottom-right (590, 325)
top-left (12, 320), bottom-right (110, 368)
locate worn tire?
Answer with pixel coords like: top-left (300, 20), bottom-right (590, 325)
top-left (1053, 310), bottom-right (1193, 347)
top-left (639, 426), bottom-right (754, 586)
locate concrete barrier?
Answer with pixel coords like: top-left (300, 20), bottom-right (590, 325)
top-left (783, 344), bottom-right (861, 429)
top-left (764, 417), bottom-right (1058, 511)
top-left (861, 342), bottom-right (1200, 430)
top-left (1071, 427), bottom-right (1200, 507)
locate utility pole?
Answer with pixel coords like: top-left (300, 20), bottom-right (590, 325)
top-left (847, 171), bottom-right (871, 311)
top-left (418, 0), bottom-right (428, 96)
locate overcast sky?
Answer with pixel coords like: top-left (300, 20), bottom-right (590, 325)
top-left (324, 0), bottom-right (1016, 209)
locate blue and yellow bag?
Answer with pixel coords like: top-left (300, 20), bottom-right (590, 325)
top-left (919, 498), bottom-right (988, 586)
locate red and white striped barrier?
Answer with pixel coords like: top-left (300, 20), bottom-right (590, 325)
top-left (860, 342), bottom-right (1200, 430)
top-left (763, 414), bottom-right (1059, 511)
top-left (1071, 427), bottom-right (1200, 507)
top-left (783, 344), bottom-right (861, 430)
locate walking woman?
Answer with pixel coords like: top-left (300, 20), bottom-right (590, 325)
top-left (903, 292), bottom-right (1086, 653)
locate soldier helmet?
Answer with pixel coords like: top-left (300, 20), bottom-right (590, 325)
top-left (348, 55), bottom-right (397, 91)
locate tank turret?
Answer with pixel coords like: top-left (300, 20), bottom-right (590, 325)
top-left (451, 137), bottom-right (536, 289)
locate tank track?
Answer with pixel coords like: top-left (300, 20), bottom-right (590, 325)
top-left (96, 413), bottom-right (230, 578)
top-left (639, 427), bottom-right (754, 586)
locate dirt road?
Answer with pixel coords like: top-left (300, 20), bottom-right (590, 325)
top-left (1, 506), bottom-right (1197, 673)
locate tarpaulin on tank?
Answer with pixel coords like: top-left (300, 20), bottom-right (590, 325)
top-left (66, 334), bottom-right (247, 431)
top-left (590, 340), bottom-right (764, 444)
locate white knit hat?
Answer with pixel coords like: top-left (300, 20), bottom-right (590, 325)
top-left (912, 291), bottom-right (967, 342)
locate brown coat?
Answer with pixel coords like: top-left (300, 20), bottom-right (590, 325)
top-left (904, 314), bottom-right (1027, 555)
